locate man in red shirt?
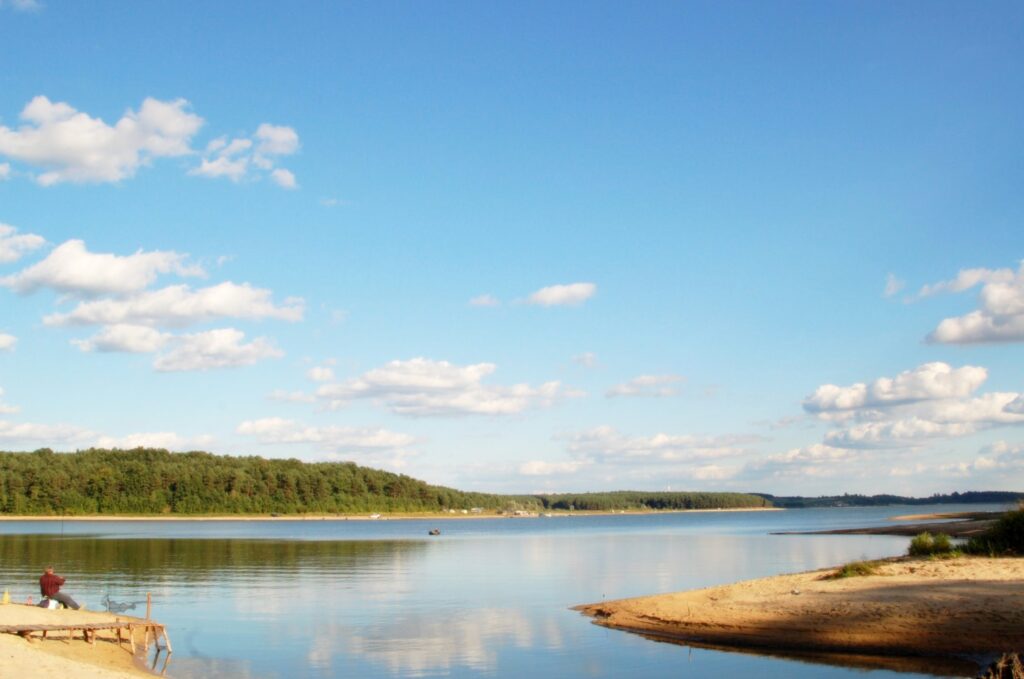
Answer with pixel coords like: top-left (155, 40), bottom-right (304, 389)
top-left (39, 566), bottom-right (80, 610)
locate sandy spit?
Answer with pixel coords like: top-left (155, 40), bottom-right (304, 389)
top-left (0, 604), bottom-right (156, 678)
top-left (577, 556), bottom-right (1024, 663)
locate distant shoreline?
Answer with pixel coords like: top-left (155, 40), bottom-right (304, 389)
top-left (0, 507), bottom-right (782, 522)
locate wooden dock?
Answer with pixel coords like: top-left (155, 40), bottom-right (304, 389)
top-left (0, 619), bottom-right (173, 674)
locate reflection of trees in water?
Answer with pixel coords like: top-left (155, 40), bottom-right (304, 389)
top-left (0, 536), bottom-right (426, 582)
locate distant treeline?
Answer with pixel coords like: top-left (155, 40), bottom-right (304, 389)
top-left (534, 491), bottom-right (770, 511)
top-left (0, 449), bottom-right (769, 515)
top-left (756, 491), bottom-right (1024, 508)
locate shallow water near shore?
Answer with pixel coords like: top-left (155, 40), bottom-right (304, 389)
top-left (0, 503), bottom-right (1008, 678)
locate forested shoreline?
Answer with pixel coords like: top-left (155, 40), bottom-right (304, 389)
top-left (0, 449), bottom-right (1016, 516)
top-left (0, 449), bottom-right (767, 515)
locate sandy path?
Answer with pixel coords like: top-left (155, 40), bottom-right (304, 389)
top-left (0, 604), bottom-right (156, 678)
top-left (577, 557), bottom-right (1024, 661)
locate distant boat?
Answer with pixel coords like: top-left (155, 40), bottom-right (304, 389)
top-left (369, 513), bottom-right (382, 519)
top-left (428, 529), bottom-right (441, 536)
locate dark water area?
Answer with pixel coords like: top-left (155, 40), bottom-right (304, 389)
top-left (0, 504), bottom-right (1009, 678)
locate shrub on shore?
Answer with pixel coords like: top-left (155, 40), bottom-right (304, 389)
top-left (823, 560), bottom-right (881, 579)
top-left (907, 531), bottom-right (958, 557)
top-left (965, 508), bottom-right (1024, 556)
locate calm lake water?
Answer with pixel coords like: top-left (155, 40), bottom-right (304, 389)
top-left (0, 504), bottom-right (1009, 678)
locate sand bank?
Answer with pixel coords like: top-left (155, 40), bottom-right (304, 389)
top-left (0, 604), bottom-right (156, 678)
top-left (774, 512), bottom-right (1000, 537)
top-left (577, 556), bottom-right (1024, 672)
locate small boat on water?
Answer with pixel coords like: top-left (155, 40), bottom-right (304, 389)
top-left (428, 528), bottom-right (441, 536)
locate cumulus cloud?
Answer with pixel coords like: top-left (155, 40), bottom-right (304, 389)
top-left (803, 362), bottom-right (1024, 450)
top-left (0, 96), bottom-right (203, 185)
top-left (2, 239), bottom-right (204, 295)
top-left (0, 223), bottom-right (46, 263)
top-left (316, 357), bottom-right (580, 417)
top-left (527, 282), bottom-right (596, 307)
top-left (921, 262), bottom-right (1024, 343)
top-left (270, 168), bottom-right (297, 189)
top-left (803, 362), bottom-right (988, 414)
top-left (153, 328), bottom-right (283, 372)
top-left (71, 324), bottom-right (170, 353)
top-left (191, 124), bottom-right (299, 189)
top-left (0, 419), bottom-right (95, 445)
top-left (236, 417), bottom-right (416, 455)
top-left (44, 281), bottom-right (304, 327)
top-left (563, 425), bottom-right (761, 464)
top-left (0, 333), bottom-right (16, 351)
top-left (469, 294), bottom-right (500, 308)
top-left (606, 374), bottom-right (683, 398)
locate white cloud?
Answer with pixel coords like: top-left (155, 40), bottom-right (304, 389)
top-left (0, 419), bottom-right (95, 445)
top-left (71, 324), bottom-right (170, 353)
top-left (606, 374), bottom-right (684, 398)
top-left (2, 239), bottom-right (204, 295)
top-left (572, 352), bottom-right (598, 368)
top-left (803, 362), bottom-right (1024, 450)
top-left (236, 417), bottom-right (415, 454)
top-left (307, 365), bottom-right (335, 382)
top-left (803, 362), bottom-right (988, 414)
top-left (191, 124), bottom-right (299, 189)
top-left (270, 168), bottom-right (297, 189)
top-left (527, 282), bottom-right (596, 307)
top-left (1005, 395), bottom-right (1024, 415)
top-left (0, 96), bottom-right (203, 185)
top-left (267, 389), bottom-right (315, 404)
top-left (44, 281), bottom-right (304, 327)
top-left (0, 223), bottom-right (46, 263)
top-left (0, 163), bottom-right (9, 179)
top-left (316, 357), bottom-right (580, 417)
top-left (153, 328), bottom-right (283, 372)
top-left (563, 425), bottom-right (761, 464)
top-left (922, 262), bottom-right (1024, 343)
top-left (518, 460), bottom-right (585, 476)
top-left (93, 431), bottom-right (213, 451)
top-left (0, 333), bottom-right (16, 351)
top-left (824, 417), bottom-right (976, 449)
top-left (190, 154), bottom-right (248, 181)
top-left (883, 273), bottom-right (905, 298)
top-left (255, 124), bottom-right (299, 155)
top-left (469, 294), bottom-right (500, 307)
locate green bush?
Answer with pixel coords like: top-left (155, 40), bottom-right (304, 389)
top-left (966, 508), bottom-right (1024, 556)
top-left (908, 531), bottom-right (958, 556)
top-left (824, 560), bottom-right (880, 579)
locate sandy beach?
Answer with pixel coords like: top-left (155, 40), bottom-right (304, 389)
top-left (577, 556), bottom-right (1024, 670)
top-left (0, 604), bottom-right (157, 678)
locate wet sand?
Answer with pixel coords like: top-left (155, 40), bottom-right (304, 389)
top-left (577, 556), bottom-right (1024, 672)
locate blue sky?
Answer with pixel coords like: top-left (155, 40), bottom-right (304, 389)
top-left (1, 1), bottom-right (1022, 496)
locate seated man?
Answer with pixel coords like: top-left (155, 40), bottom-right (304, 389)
top-left (39, 566), bottom-right (80, 610)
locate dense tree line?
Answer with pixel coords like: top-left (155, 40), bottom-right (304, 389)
top-left (534, 491), bottom-right (769, 511)
top-left (0, 449), bottom-right (771, 515)
top-left (757, 491), bottom-right (1024, 508)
